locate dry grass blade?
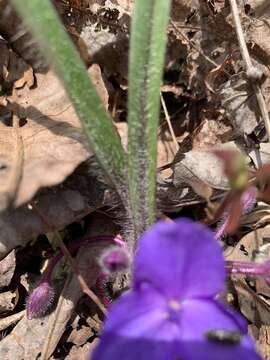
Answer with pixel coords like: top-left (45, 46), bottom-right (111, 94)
top-left (0, 310), bottom-right (25, 331)
top-left (228, 0), bottom-right (270, 141)
top-left (160, 92), bottom-right (179, 151)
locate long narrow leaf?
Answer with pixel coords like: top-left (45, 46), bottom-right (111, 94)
top-left (11, 0), bottom-right (126, 189)
top-left (128, 0), bottom-right (171, 236)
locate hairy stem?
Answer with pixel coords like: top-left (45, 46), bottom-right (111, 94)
top-left (128, 0), bottom-right (171, 240)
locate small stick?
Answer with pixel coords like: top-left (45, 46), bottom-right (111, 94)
top-left (30, 201), bottom-right (106, 315)
top-left (169, 19), bottom-right (222, 70)
top-left (160, 92), bottom-right (179, 151)
top-left (228, 0), bottom-right (270, 140)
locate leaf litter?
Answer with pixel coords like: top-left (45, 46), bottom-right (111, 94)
top-left (1, 0), bottom-right (270, 358)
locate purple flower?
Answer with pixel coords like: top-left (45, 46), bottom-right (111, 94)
top-left (92, 219), bottom-right (260, 360)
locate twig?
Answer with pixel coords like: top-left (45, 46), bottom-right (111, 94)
top-left (228, 0), bottom-right (270, 140)
top-left (169, 19), bottom-right (222, 70)
top-left (30, 201), bottom-right (106, 315)
top-left (160, 92), bottom-right (179, 151)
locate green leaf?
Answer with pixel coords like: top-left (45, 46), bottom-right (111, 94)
top-left (128, 0), bottom-right (171, 236)
top-left (11, 0), bottom-right (126, 190)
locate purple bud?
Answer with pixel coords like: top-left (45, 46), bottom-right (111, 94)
top-left (99, 247), bottom-right (130, 274)
top-left (26, 281), bottom-right (55, 320)
top-left (241, 186), bottom-right (257, 214)
top-left (215, 186), bottom-right (257, 239)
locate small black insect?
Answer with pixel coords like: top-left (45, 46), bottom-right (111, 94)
top-left (205, 329), bottom-right (242, 345)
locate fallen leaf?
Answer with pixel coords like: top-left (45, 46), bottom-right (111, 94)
top-left (249, 324), bottom-right (270, 360)
top-left (0, 290), bottom-right (18, 313)
top-left (171, 0), bottom-right (199, 23)
top-left (224, 226), bottom-right (270, 262)
top-left (67, 325), bottom-right (94, 346)
top-left (219, 73), bottom-right (260, 136)
top-left (172, 149), bottom-right (229, 191)
top-left (0, 64), bottom-right (110, 209)
top-left (232, 278), bottom-right (270, 326)
top-left (247, 0), bottom-right (270, 18)
top-left (248, 19), bottom-right (270, 66)
top-left (192, 119), bottom-right (232, 151)
top-left (0, 167), bottom-right (113, 259)
top-left (66, 341), bottom-right (95, 360)
top-left (0, 250), bottom-right (16, 289)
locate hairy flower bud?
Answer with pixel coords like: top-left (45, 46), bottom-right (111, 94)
top-left (26, 281), bottom-right (55, 320)
top-left (99, 247), bottom-right (129, 274)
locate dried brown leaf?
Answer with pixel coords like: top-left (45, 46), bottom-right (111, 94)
top-left (247, 0), bottom-right (270, 18)
top-left (173, 149), bottom-right (230, 191)
top-left (249, 324), bottom-right (270, 360)
top-left (0, 289), bottom-right (18, 313)
top-left (0, 250), bottom-right (16, 289)
top-left (0, 65), bottom-right (109, 209)
top-left (248, 19), bottom-right (270, 66)
top-left (192, 119), bottom-right (232, 150)
top-left (225, 226), bottom-right (269, 262)
top-left (219, 73), bottom-right (260, 136)
top-left (171, 0), bottom-right (199, 22)
top-left (0, 168), bottom-right (112, 259)
top-left (0, 316), bottom-right (56, 360)
top-left (67, 325), bottom-right (94, 346)
top-left (233, 278), bottom-right (270, 335)
top-left (66, 341), bottom-right (95, 360)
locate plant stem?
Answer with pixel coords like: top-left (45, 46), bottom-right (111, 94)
top-left (128, 0), bottom-right (171, 239)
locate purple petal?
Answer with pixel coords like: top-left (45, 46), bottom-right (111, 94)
top-left (134, 219), bottom-right (225, 299)
top-left (177, 298), bottom-right (260, 360)
top-left (92, 334), bottom-right (177, 360)
top-left (92, 284), bottom-right (180, 360)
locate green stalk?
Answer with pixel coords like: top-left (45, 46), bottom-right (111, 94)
top-left (128, 0), bottom-right (171, 237)
top-left (11, 0), bottom-right (126, 190)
